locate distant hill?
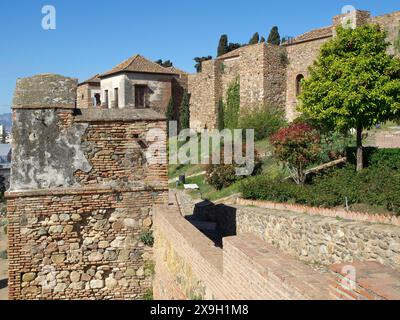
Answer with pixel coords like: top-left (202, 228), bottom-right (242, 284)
top-left (0, 113), bottom-right (12, 132)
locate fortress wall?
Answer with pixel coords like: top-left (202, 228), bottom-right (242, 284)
top-left (239, 43), bottom-right (265, 108)
top-left (188, 60), bottom-right (218, 131)
top-left (7, 74), bottom-right (168, 300)
top-left (370, 11), bottom-right (400, 57)
top-left (285, 37), bottom-right (331, 121)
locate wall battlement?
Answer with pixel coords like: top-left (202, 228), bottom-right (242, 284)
top-left (7, 74), bottom-right (168, 300)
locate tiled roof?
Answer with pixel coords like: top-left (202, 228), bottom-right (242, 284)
top-left (168, 66), bottom-right (188, 75)
top-left (79, 74), bottom-right (101, 85)
top-left (290, 26), bottom-right (333, 44)
top-left (100, 54), bottom-right (179, 78)
top-left (217, 47), bottom-right (242, 60)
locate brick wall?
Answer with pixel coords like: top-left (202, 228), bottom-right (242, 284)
top-left (7, 74), bottom-right (168, 300)
top-left (153, 201), bottom-right (333, 300)
top-left (330, 261), bottom-right (400, 300)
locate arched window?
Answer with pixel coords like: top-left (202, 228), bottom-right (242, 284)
top-left (296, 74), bottom-right (304, 96)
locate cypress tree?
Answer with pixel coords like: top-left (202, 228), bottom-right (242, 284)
top-left (267, 26), bottom-right (281, 45)
top-left (217, 34), bottom-right (229, 56)
top-left (179, 91), bottom-right (190, 130)
top-left (260, 36), bottom-right (266, 43)
top-left (249, 32), bottom-right (260, 45)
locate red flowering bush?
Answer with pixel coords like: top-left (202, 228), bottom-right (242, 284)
top-left (270, 123), bottom-right (321, 184)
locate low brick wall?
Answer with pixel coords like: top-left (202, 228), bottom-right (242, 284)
top-left (330, 261), bottom-right (400, 300)
top-left (234, 202), bottom-right (400, 272)
top-left (153, 202), bottom-right (333, 300)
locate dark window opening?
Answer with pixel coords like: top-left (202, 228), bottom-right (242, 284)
top-left (296, 74), bottom-right (304, 96)
top-left (104, 90), bottom-right (109, 108)
top-left (94, 93), bottom-right (101, 107)
top-left (114, 88), bottom-right (119, 108)
top-left (135, 85), bottom-right (146, 108)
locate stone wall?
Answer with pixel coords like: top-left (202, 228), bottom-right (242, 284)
top-left (188, 60), bottom-right (219, 131)
top-left (7, 74), bottom-right (168, 300)
top-left (187, 9), bottom-right (400, 125)
top-left (233, 204), bottom-right (400, 272)
top-left (370, 11), bottom-right (400, 57)
top-left (284, 37), bottom-right (331, 121)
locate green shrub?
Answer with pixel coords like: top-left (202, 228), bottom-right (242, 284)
top-left (139, 230), bottom-right (154, 247)
top-left (241, 164), bottom-right (400, 214)
top-left (346, 147), bottom-right (400, 169)
top-left (224, 77), bottom-right (240, 130)
top-left (206, 146), bottom-right (263, 190)
top-left (239, 105), bottom-right (287, 141)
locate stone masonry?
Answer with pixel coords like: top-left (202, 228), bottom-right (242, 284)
top-left (188, 9), bottom-right (400, 129)
top-left (6, 74), bottom-right (168, 300)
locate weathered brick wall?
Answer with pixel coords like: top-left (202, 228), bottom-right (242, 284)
top-left (153, 201), bottom-right (333, 300)
top-left (7, 74), bottom-right (168, 300)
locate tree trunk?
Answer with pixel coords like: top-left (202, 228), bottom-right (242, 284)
top-left (356, 126), bottom-right (363, 172)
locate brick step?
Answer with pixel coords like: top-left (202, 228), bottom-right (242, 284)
top-left (330, 261), bottom-right (400, 300)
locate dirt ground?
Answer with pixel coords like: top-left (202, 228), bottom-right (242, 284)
top-left (0, 217), bottom-right (8, 300)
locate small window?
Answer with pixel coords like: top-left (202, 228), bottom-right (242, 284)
top-left (81, 94), bottom-right (85, 100)
top-left (135, 85), bottom-right (146, 108)
top-left (94, 93), bottom-right (101, 107)
top-left (296, 74), bottom-right (304, 96)
top-left (114, 88), bottom-right (119, 108)
top-left (104, 90), bottom-right (109, 108)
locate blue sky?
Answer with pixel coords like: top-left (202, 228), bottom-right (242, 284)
top-left (0, 0), bottom-right (398, 113)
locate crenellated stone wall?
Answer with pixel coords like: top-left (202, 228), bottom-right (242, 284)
top-left (7, 74), bottom-right (168, 300)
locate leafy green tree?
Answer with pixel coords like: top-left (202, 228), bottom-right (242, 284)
top-left (298, 25), bottom-right (400, 171)
top-left (249, 32), bottom-right (260, 45)
top-left (218, 34), bottom-right (229, 57)
top-left (217, 99), bottom-right (225, 131)
top-left (224, 77), bottom-right (240, 130)
top-left (179, 91), bottom-right (190, 130)
top-left (260, 36), bottom-right (266, 43)
top-left (267, 26), bottom-right (281, 45)
top-left (193, 56), bottom-right (212, 72)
